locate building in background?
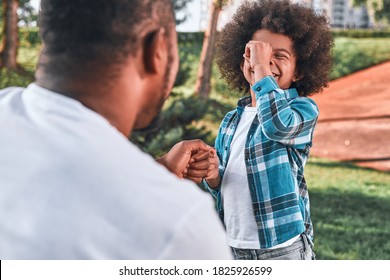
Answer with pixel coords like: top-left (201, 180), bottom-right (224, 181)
top-left (313, 0), bottom-right (371, 28)
top-left (178, 0), bottom-right (372, 32)
top-left (219, 0), bottom-right (372, 30)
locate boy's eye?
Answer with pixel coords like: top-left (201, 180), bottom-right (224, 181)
top-left (275, 54), bottom-right (288, 59)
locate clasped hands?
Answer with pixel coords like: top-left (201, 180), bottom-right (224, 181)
top-left (157, 139), bottom-right (220, 185)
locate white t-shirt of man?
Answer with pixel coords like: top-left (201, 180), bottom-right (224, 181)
top-left (222, 106), bottom-right (299, 249)
top-left (0, 84), bottom-right (232, 260)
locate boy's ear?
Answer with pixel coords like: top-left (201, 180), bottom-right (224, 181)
top-left (142, 28), bottom-right (167, 74)
top-left (293, 71), bottom-right (304, 82)
top-left (240, 61), bottom-right (244, 71)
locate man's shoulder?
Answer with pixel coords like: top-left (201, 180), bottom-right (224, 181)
top-left (0, 86), bottom-right (25, 104)
top-left (0, 86), bottom-right (24, 95)
top-left (78, 139), bottom-right (205, 200)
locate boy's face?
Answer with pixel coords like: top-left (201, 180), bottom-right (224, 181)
top-left (242, 29), bottom-right (298, 90)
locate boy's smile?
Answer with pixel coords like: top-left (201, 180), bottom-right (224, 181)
top-left (243, 29), bottom-right (299, 90)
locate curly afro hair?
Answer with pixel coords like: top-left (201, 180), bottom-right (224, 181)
top-left (216, 0), bottom-right (334, 97)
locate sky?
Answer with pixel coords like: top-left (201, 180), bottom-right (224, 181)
top-left (177, 0), bottom-right (243, 32)
top-left (29, 0), bottom-right (244, 32)
top-left (31, 0), bottom-right (40, 10)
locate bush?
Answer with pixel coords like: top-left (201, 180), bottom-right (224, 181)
top-left (331, 37), bottom-right (390, 80)
top-left (175, 32), bottom-right (203, 87)
top-left (19, 27), bottom-right (40, 47)
top-left (332, 29), bottom-right (390, 38)
top-left (0, 68), bottom-right (33, 88)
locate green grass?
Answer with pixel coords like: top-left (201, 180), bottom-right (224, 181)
top-left (331, 37), bottom-right (390, 79)
top-left (306, 158), bottom-right (390, 259)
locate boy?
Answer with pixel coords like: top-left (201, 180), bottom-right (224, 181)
top-left (188, 0), bottom-right (333, 259)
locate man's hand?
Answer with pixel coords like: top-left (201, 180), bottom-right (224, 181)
top-left (156, 139), bottom-right (213, 179)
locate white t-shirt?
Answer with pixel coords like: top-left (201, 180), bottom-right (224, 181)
top-left (222, 106), bottom-right (260, 249)
top-left (222, 106), bottom-right (299, 249)
top-left (0, 84), bottom-right (232, 260)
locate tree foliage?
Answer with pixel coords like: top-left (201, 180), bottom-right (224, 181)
top-left (353, 0), bottom-right (390, 24)
top-left (18, 0), bottom-right (38, 26)
top-left (0, 0), bottom-right (37, 26)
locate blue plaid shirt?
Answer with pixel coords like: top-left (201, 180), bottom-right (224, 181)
top-left (203, 76), bottom-right (319, 248)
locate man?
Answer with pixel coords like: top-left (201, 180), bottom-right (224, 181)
top-left (0, 0), bottom-right (231, 259)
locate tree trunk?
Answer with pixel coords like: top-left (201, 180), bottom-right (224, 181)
top-left (194, 0), bottom-right (222, 99)
top-left (1, 0), bottom-right (19, 70)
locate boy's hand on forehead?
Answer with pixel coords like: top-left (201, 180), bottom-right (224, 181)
top-left (244, 40), bottom-right (272, 67)
top-left (243, 41), bottom-right (273, 82)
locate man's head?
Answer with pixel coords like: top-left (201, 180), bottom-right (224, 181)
top-left (216, 0), bottom-right (334, 97)
top-left (36, 0), bottom-right (179, 134)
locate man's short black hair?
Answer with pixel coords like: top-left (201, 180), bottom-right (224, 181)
top-left (38, 0), bottom-right (174, 80)
top-left (216, 0), bottom-right (334, 97)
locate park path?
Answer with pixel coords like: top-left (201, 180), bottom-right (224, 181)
top-left (310, 60), bottom-right (390, 172)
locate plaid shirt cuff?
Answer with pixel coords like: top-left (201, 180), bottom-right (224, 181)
top-left (202, 179), bottom-right (221, 199)
top-left (252, 76), bottom-right (279, 99)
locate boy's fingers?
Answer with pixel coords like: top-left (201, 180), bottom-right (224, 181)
top-left (186, 168), bottom-right (208, 178)
top-left (184, 139), bottom-right (213, 152)
top-left (192, 150), bottom-right (210, 162)
top-left (189, 160), bottom-right (210, 170)
top-left (185, 176), bottom-right (203, 184)
top-left (192, 149), bottom-right (216, 161)
top-left (207, 164), bottom-right (217, 175)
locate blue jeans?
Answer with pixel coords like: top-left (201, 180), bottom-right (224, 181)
top-left (231, 234), bottom-right (316, 260)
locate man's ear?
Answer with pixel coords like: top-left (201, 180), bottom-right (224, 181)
top-left (143, 28), bottom-right (167, 74)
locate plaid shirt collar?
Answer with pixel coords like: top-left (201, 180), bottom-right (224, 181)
top-left (236, 88), bottom-right (299, 115)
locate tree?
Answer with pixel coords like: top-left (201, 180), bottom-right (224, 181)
top-left (1, 0), bottom-right (37, 70)
top-left (1, 0), bottom-right (19, 70)
top-left (375, 0), bottom-right (390, 24)
top-left (194, 0), bottom-right (230, 99)
top-left (353, 0), bottom-right (390, 25)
